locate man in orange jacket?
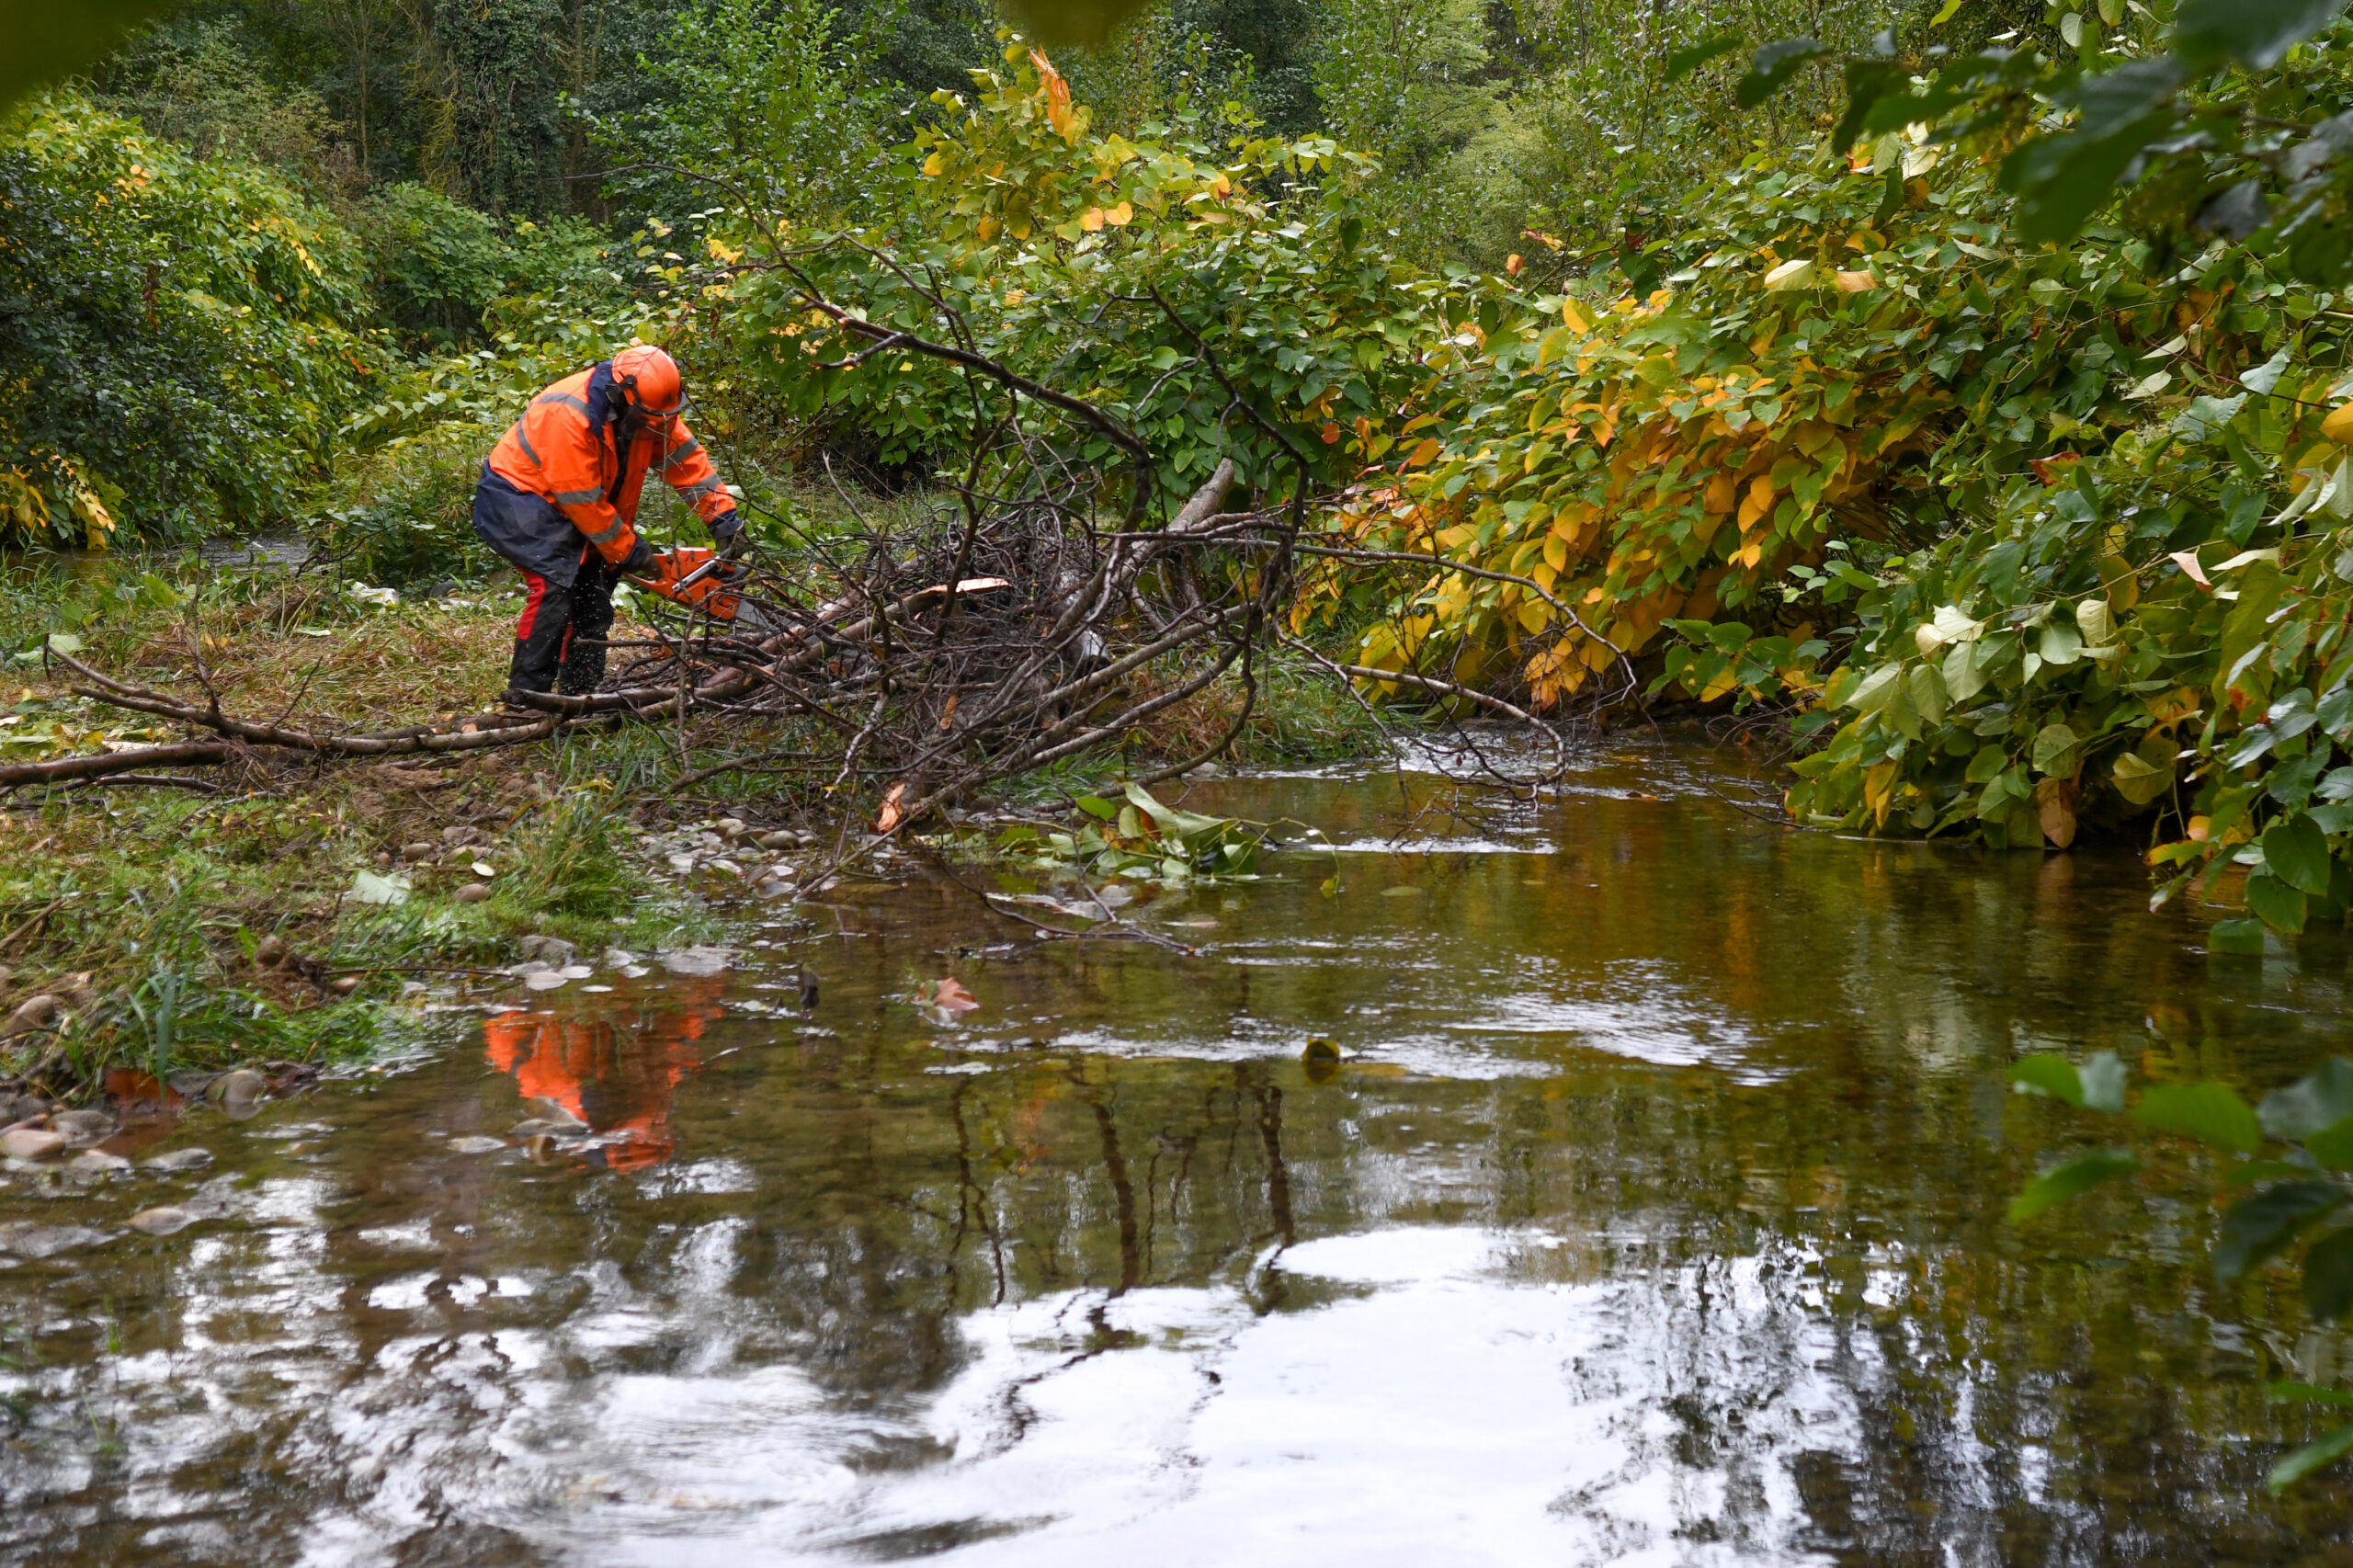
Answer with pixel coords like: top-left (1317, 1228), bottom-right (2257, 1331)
top-left (472, 345), bottom-right (743, 698)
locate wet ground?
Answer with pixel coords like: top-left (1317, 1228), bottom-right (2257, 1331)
top-left (5, 740), bottom-right (2353, 1565)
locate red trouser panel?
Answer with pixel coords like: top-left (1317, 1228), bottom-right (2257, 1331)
top-left (515, 571), bottom-right (549, 640)
top-left (507, 550), bottom-right (619, 696)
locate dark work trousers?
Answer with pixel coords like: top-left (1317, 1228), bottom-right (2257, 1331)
top-left (510, 556), bottom-right (620, 696)
top-left (472, 462), bottom-right (621, 696)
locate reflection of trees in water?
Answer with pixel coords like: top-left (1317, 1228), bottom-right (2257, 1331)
top-left (762, 1049), bottom-right (2353, 1554)
top-left (11, 1017), bottom-right (2353, 1557)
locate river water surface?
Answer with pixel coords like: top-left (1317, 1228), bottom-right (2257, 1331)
top-left (6, 740), bottom-right (2353, 1565)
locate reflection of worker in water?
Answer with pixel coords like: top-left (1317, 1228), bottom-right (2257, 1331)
top-left (482, 975), bottom-right (725, 1171)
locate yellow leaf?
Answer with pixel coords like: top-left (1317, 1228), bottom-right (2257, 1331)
top-left (1080, 207), bottom-right (1105, 232)
top-left (1104, 201), bottom-right (1133, 226)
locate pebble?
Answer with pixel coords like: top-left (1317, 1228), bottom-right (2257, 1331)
top-left (523, 971), bottom-right (569, 991)
top-left (756, 830), bottom-right (797, 850)
top-left (0, 1128), bottom-right (67, 1162)
top-left (453, 884), bottom-right (490, 904)
top-left (510, 1118), bottom-right (585, 1136)
top-left (401, 841), bottom-right (438, 860)
top-left (557, 964), bottom-right (593, 980)
top-left (141, 1147), bottom-right (214, 1173)
top-left (254, 936), bottom-right (290, 969)
top-left (0, 1221), bottom-right (110, 1258)
top-left (128, 1206), bottom-right (196, 1236)
top-left (604, 948), bottom-right (639, 968)
top-left (446, 1135), bottom-right (506, 1154)
top-left (658, 946), bottom-right (733, 977)
top-left (67, 1149), bottom-right (130, 1175)
top-left (209, 1070), bottom-right (267, 1111)
top-left (185, 1176), bottom-right (239, 1217)
top-left (716, 817), bottom-right (747, 840)
top-left (51, 1108), bottom-right (118, 1146)
top-left (6, 1094), bottom-right (50, 1123)
top-left (329, 976), bottom-right (360, 996)
top-left (518, 935), bottom-right (578, 965)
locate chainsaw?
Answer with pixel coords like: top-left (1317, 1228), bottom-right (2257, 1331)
top-left (631, 546), bottom-right (748, 623)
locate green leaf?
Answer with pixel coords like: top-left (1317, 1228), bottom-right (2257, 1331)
top-left (1665, 33), bottom-right (1744, 80)
top-left (2010, 1149), bottom-right (2140, 1221)
top-left (2263, 813), bottom-right (2334, 895)
top-left (2000, 60), bottom-right (2186, 244)
top-left (1844, 663), bottom-right (1902, 712)
top-left (2247, 871), bottom-right (2310, 934)
top-left (2211, 916), bottom-right (2269, 954)
top-left (2175, 0), bottom-right (2348, 69)
top-left (2305, 1228), bottom-right (2353, 1320)
top-left (2031, 722), bottom-right (2083, 777)
top-left (1737, 38), bottom-right (1830, 109)
top-left (2268, 1381), bottom-right (2353, 1409)
top-left (2260, 1060), bottom-right (2353, 1141)
top-left (2269, 1421), bottom-right (2353, 1494)
top-left (2134, 1081), bottom-right (2262, 1153)
top-left (2309, 1115), bottom-right (2353, 1169)
top-left (2215, 1182), bottom-right (2345, 1281)
top-left (2011, 1052), bottom-right (2087, 1107)
top-left (44, 632), bottom-right (83, 656)
top-left (2113, 749), bottom-right (2174, 805)
top-left (1074, 794), bottom-right (1120, 821)
top-left (1832, 60), bottom-right (1901, 153)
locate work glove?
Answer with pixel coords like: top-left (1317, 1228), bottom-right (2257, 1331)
top-left (617, 537), bottom-right (656, 574)
top-left (710, 510), bottom-right (746, 560)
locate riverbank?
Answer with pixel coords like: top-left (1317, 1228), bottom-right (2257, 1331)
top-left (0, 547), bottom-right (1392, 1104)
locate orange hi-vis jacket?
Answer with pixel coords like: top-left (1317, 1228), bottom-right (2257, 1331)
top-left (485, 364), bottom-right (731, 569)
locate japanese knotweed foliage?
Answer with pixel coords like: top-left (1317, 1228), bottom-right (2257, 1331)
top-left (0, 91), bottom-right (376, 541)
top-left (1306, 145), bottom-right (2156, 702)
top-left (716, 44), bottom-right (1461, 508)
top-left (1783, 248), bottom-right (2353, 932)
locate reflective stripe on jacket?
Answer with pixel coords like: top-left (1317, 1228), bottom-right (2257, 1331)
top-left (484, 362), bottom-right (731, 568)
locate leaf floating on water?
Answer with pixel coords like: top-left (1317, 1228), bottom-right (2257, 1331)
top-left (933, 977), bottom-right (979, 1016)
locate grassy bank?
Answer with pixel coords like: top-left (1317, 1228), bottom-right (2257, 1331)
top-left (0, 537), bottom-right (1389, 1102)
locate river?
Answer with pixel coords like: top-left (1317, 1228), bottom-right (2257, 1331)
top-left (3, 738), bottom-right (2349, 1564)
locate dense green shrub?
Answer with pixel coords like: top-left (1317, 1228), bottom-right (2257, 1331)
top-left (0, 90), bottom-right (378, 543)
top-left (358, 182), bottom-right (613, 348)
top-left (720, 44), bottom-right (1459, 507)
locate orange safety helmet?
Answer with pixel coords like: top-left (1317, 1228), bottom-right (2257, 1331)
top-left (611, 344), bottom-right (688, 419)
